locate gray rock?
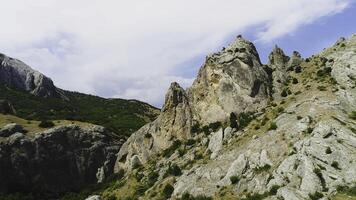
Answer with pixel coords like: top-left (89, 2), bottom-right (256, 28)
top-left (0, 123), bottom-right (23, 137)
top-left (0, 53), bottom-right (66, 98)
top-left (187, 36), bottom-right (271, 124)
top-left (85, 195), bottom-right (101, 200)
top-left (208, 128), bottom-right (224, 159)
top-left (0, 125), bottom-right (120, 194)
top-left (115, 82), bottom-right (193, 172)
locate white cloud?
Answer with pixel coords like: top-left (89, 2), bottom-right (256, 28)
top-left (0, 0), bottom-right (351, 107)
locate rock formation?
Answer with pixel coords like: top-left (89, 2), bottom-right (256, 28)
top-left (108, 34), bottom-right (356, 200)
top-left (115, 82), bottom-right (193, 172)
top-left (0, 53), bottom-right (65, 98)
top-left (0, 125), bottom-right (120, 194)
top-left (188, 36), bottom-right (271, 124)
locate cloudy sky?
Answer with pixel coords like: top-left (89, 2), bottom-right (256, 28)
top-left (0, 0), bottom-right (355, 107)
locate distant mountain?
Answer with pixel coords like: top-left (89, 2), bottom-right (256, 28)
top-left (0, 53), bottom-right (159, 138)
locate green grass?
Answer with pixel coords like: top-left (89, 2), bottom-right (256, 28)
top-left (0, 84), bottom-right (159, 138)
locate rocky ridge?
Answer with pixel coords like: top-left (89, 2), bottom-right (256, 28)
top-left (108, 34), bottom-right (356, 200)
top-left (0, 53), bottom-right (66, 98)
top-left (0, 124), bottom-right (121, 195)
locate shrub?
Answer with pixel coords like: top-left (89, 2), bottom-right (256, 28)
top-left (191, 123), bottom-right (200, 133)
top-left (163, 140), bottom-right (182, 158)
top-left (297, 116), bottom-right (302, 120)
top-left (229, 112), bottom-right (238, 128)
top-left (317, 86), bottom-right (327, 91)
top-left (144, 133), bottom-right (152, 138)
top-left (237, 112), bottom-right (254, 130)
top-left (186, 139), bottom-right (196, 146)
top-left (162, 184), bottom-right (174, 198)
top-left (147, 171), bottom-right (159, 186)
top-left (307, 127), bottom-right (314, 134)
top-left (325, 147), bottom-right (332, 154)
top-left (292, 77), bottom-right (298, 84)
top-left (166, 164), bottom-right (182, 176)
top-left (331, 161), bottom-right (341, 170)
top-left (295, 66), bottom-right (302, 73)
top-left (180, 193), bottom-right (213, 200)
top-left (277, 107), bottom-right (284, 113)
top-left (349, 111), bottom-right (356, 120)
top-left (281, 89), bottom-right (288, 97)
top-left (268, 122), bottom-right (277, 130)
top-left (106, 195), bottom-right (117, 200)
top-left (208, 122), bottom-right (222, 132)
top-left (230, 176), bottom-right (239, 184)
top-left (269, 185), bottom-right (280, 195)
top-left (308, 191), bottom-right (323, 200)
top-left (38, 120), bottom-right (55, 128)
top-left (254, 164), bottom-right (271, 173)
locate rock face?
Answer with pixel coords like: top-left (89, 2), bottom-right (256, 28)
top-left (188, 36), bottom-right (271, 124)
top-left (0, 123), bottom-right (23, 137)
top-left (115, 82), bottom-right (193, 172)
top-left (268, 46), bottom-right (302, 99)
top-left (0, 53), bottom-right (65, 98)
top-left (0, 125), bottom-right (120, 194)
top-left (109, 34), bottom-right (356, 200)
top-left (115, 36), bottom-right (272, 172)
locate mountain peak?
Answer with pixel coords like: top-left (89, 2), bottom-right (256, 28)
top-left (0, 53), bottom-right (65, 99)
top-left (162, 82), bottom-right (189, 112)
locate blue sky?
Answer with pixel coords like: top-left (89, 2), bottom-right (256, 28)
top-left (0, 0), bottom-right (355, 107)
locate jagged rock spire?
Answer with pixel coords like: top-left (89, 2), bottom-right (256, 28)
top-left (115, 82), bottom-right (193, 172)
top-left (268, 45), bottom-right (290, 67)
top-left (162, 82), bottom-right (189, 112)
top-left (188, 36), bottom-right (270, 124)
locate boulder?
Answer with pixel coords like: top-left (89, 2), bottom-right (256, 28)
top-left (208, 128), bottom-right (224, 159)
top-left (85, 195), bottom-right (101, 200)
top-left (0, 123), bottom-right (23, 137)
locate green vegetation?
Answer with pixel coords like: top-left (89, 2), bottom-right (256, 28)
top-left (180, 193), bottom-right (213, 200)
top-left (268, 122), bottom-right (277, 130)
top-left (0, 84), bottom-right (159, 137)
top-left (331, 161), bottom-right (341, 170)
top-left (38, 120), bottom-right (55, 128)
top-left (236, 112), bottom-right (254, 130)
top-left (269, 185), bottom-right (280, 195)
top-left (166, 163), bottom-right (182, 176)
top-left (336, 185), bottom-right (356, 196)
top-left (229, 112), bottom-right (238, 128)
top-left (349, 111), bottom-right (356, 120)
top-left (162, 184), bottom-right (174, 199)
top-left (162, 140), bottom-right (182, 158)
top-left (309, 191), bottom-right (324, 200)
top-left (292, 77), bottom-right (299, 84)
top-left (230, 176), bottom-right (239, 184)
top-left (325, 147), bottom-right (332, 154)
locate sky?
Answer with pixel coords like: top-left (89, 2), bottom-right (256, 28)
top-left (0, 0), bottom-right (355, 108)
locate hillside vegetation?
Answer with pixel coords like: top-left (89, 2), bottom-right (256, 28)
top-left (0, 84), bottom-right (159, 137)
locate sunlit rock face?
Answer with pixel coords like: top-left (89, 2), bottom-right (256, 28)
top-left (187, 36), bottom-right (271, 125)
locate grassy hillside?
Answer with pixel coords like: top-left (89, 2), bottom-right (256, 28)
top-left (0, 84), bottom-right (160, 138)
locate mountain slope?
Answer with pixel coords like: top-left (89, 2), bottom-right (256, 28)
top-left (101, 34), bottom-right (356, 200)
top-left (0, 54), bottom-right (159, 137)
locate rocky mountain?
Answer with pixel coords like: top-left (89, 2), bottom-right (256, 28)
top-left (102, 35), bottom-right (356, 200)
top-left (0, 53), bottom-right (160, 137)
top-left (0, 52), bottom-right (159, 199)
top-left (0, 53), bottom-right (65, 98)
